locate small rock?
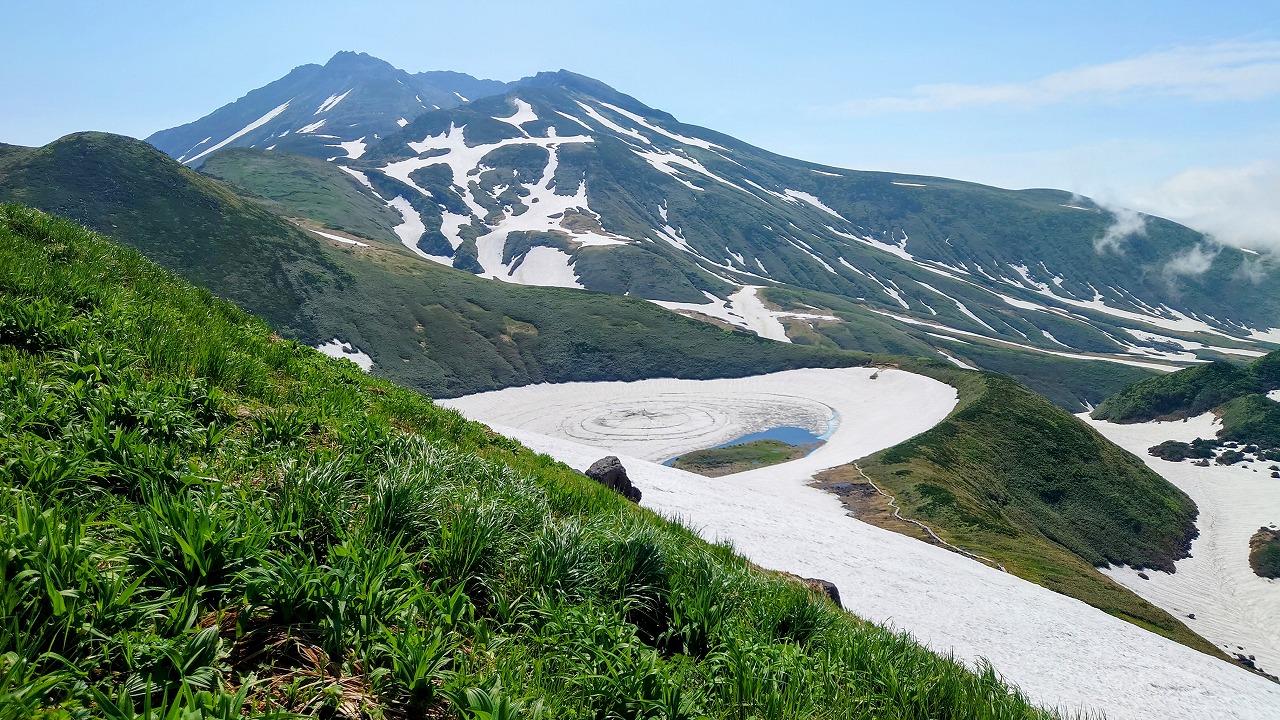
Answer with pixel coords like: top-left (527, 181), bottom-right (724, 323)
top-left (586, 456), bottom-right (642, 503)
top-left (1187, 613), bottom-right (1196, 619)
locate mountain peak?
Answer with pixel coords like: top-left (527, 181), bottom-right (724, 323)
top-left (323, 50), bottom-right (394, 71)
top-left (511, 70), bottom-right (669, 121)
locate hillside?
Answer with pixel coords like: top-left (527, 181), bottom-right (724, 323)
top-left (201, 147), bottom-right (403, 244)
top-left (849, 363), bottom-right (1219, 655)
top-left (0, 203), bottom-right (1061, 718)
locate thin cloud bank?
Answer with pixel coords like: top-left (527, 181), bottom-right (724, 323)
top-left (1093, 204), bottom-right (1147, 254)
top-left (846, 40), bottom-right (1280, 114)
top-left (1134, 161), bottom-right (1280, 254)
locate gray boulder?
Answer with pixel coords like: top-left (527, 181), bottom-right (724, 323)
top-left (586, 456), bottom-right (641, 503)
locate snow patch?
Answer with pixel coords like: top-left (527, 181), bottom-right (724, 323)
top-left (387, 196), bottom-right (452, 266)
top-left (501, 245), bottom-right (583, 288)
top-left (1086, 413), bottom-right (1280, 679)
top-left (182, 101), bottom-right (290, 166)
top-left (575, 101), bottom-right (651, 144)
top-left (783, 189), bottom-right (849, 222)
top-left (314, 339), bottom-right (372, 372)
top-left (329, 136), bottom-right (366, 160)
top-left (297, 119), bottom-right (327, 134)
top-left (650, 287), bottom-right (836, 342)
top-left (305, 228), bottom-right (369, 247)
top-left (937, 350), bottom-right (977, 369)
top-left (396, 117), bottom-right (409, 127)
top-left (891, 181), bottom-right (927, 187)
top-left (315, 89), bottom-right (352, 114)
top-left (493, 98), bottom-right (538, 132)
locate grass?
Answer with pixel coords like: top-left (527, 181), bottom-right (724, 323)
top-left (849, 359), bottom-right (1227, 660)
top-left (670, 440), bottom-right (817, 477)
top-left (0, 204), bottom-right (1078, 718)
top-left (200, 148), bottom-right (402, 245)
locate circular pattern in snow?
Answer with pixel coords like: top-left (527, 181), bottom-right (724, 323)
top-left (442, 368), bottom-right (937, 470)
top-left (548, 393), bottom-right (832, 457)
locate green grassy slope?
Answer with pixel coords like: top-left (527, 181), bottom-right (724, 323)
top-left (853, 361), bottom-right (1220, 657)
top-left (0, 204), bottom-right (1063, 718)
top-left (201, 147), bottom-right (402, 243)
top-left (0, 133), bottom-right (341, 340)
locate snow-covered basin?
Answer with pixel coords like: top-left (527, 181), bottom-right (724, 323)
top-left (443, 368), bottom-right (1280, 719)
top-left (1084, 413), bottom-right (1280, 676)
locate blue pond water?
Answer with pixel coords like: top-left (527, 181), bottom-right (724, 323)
top-left (663, 425), bottom-right (826, 466)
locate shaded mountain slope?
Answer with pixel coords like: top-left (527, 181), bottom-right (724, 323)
top-left (0, 132), bottom-right (856, 399)
top-left (146, 51), bottom-right (507, 166)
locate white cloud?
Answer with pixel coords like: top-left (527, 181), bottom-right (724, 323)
top-left (1093, 204), bottom-right (1146, 254)
top-left (847, 40), bottom-right (1280, 114)
top-left (1133, 161), bottom-right (1280, 253)
top-left (1163, 242), bottom-right (1221, 278)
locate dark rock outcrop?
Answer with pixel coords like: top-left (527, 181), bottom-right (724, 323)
top-left (586, 456), bottom-right (641, 502)
top-left (804, 577), bottom-right (842, 607)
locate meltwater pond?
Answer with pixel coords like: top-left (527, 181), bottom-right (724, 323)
top-left (662, 424), bottom-right (829, 466)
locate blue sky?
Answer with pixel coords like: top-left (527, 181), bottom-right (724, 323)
top-left (5, 0), bottom-right (1280, 249)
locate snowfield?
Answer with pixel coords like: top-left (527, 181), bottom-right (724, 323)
top-left (443, 368), bottom-right (1280, 720)
top-left (1084, 413), bottom-right (1280, 677)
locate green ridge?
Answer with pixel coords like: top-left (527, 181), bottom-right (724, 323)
top-left (854, 361), bottom-right (1221, 657)
top-left (0, 203), bottom-right (1066, 718)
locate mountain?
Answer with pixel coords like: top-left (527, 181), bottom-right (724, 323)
top-left (160, 58), bottom-right (1278, 412)
top-left (145, 51), bottom-right (507, 166)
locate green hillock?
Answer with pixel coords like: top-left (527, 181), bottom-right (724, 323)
top-left (856, 363), bottom-right (1219, 656)
top-left (1250, 528), bottom-right (1280, 579)
top-left (0, 204), bottom-right (1067, 718)
top-left (1090, 359), bottom-right (1267, 422)
top-left (1092, 351), bottom-right (1280, 448)
top-left (0, 132), bottom-right (341, 340)
top-left (1218, 394), bottom-right (1280, 449)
